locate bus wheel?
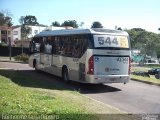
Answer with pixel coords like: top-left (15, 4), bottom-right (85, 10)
top-left (33, 60), bottom-right (38, 71)
top-left (62, 68), bottom-right (69, 82)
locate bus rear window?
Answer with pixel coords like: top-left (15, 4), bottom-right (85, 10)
top-left (93, 35), bottom-right (129, 49)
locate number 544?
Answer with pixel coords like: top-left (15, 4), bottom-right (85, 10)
top-left (98, 37), bottom-right (118, 45)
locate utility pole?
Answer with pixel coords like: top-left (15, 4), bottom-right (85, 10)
top-left (21, 43), bottom-right (23, 54)
top-left (8, 37), bottom-right (12, 61)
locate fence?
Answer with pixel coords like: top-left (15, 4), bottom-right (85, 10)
top-left (0, 46), bottom-right (29, 57)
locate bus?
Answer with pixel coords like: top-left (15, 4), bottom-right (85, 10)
top-left (29, 28), bottom-right (131, 84)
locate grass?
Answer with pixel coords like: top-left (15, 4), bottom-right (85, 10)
top-left (0, 69), bottom-right (140, 120)
top-left (131, 75), bottom-right (160, 85)
top-left (143, 64), bottom-right (160, 68)
top-left (131, 67), bottom-right (150, 72)
top-left (131, 66), bottom-right (160, 85)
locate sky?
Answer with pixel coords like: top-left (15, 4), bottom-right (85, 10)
top-left (1, 0), bottom-right (160, 33)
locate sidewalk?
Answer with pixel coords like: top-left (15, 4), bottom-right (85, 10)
top-left (0, 56), bottom-right (15, 62)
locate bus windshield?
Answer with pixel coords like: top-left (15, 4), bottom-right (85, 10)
top-left (93, 35), bottom-right (130, 49)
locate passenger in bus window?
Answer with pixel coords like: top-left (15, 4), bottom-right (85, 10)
top-left (45, 43), bottom-right (52, 54)
top-left (35, 43), bottom-right (40, 52)
top-left (66, 45), bottom-right (72, 56)
top-left (73, 46), bottom-right (81, 58)
top-left (40, 43), bottom-right (45, 53)
top-left (68, 46), bottom-right (73, 56)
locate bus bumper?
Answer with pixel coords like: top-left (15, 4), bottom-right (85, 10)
top-left (85, 75), bottom-right (130, 84)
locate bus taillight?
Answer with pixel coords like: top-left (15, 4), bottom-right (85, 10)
top-left (87, 55), bottom-right (94, 75)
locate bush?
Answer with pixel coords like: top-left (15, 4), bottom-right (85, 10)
top-left (0, 42), bottom-right (7, 46)
top-left (14, 53), bottom-right (29, 62)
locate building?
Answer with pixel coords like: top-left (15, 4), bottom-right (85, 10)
top-left (12, 25), bottom-right (48, 41)
top-left (12, 25), bottom-right (21, 41)
top-left (0, 26), bottom-right (12, 45)
top-left (0, 25), bottom-right (66, 47)
top-left (12, 25), bottom-right (48, 47)
top-left (45, 26), bottom-right (65, 31)
top-left (26, 25), bottom-right (47, 38)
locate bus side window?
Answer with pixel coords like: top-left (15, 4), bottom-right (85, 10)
top-left (72, 35), bottom-right (81, 58)
top-left (29, 40), bottom-right (35, 53)
top-left (73, 45), bottom-right (81, 58)
top-left (82, 36), bottom-right (89, 54)
top-left (35, 43), bottom-right (41, 52)
top-left (39, 37), bottom-right (44, 53)
top-left (51, 36), bottom-right (56, 54)
top-left (44, 37), bottom-right (52, 54)
top-left (62, 36), bottom-right (73, 57)
top-left (53, 36), bottom-right (60, 55)
top-left (30, 37), bottom-right (42, 53)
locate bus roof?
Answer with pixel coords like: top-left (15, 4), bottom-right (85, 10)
top-left (35, 28), bottom-right (129, 37)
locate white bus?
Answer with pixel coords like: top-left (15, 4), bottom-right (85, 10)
top-left (29, 28), bottom-right (131, 84)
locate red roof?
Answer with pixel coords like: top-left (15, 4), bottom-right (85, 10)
top-left (0, 26), bottom-right (12, 31)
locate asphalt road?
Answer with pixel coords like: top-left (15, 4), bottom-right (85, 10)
top-left (0, 62), bottom-right (160, 114)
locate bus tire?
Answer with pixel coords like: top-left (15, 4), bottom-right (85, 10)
top-left (62, 67), bottom-right (69, 82)
top-left (33, 59), bottom-right (38, 71)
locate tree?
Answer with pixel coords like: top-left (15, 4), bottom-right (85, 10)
top-left (117, 27), bottom-right (122, 30)
top-left (126, 28), bottom-right (160, 58)
top-left (52, 21), bottom-right (60, 27)
top-left (0, 11), bottom-right (12, 27)
top-left (126, 28), bottom-right (146, 48)
top-left (79, 22), bottom-right (84, 28)
top-left (19, 15), bottom-right (39, 39)
top-left (91, 21), bottom-right (103, 28)
top-left (21, 25), bottom-right (31, 40)
top-left (19, 16), bottom-right (25, 25)
top-left (61, 20), bottom-right (78, 28)
top-left (23, 15), bottom-right (39, 25)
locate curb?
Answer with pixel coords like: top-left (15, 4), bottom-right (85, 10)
top-left (0, 60), bottom-right (27, 64)
top-left (131, 78), bottom-right (160, 87)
